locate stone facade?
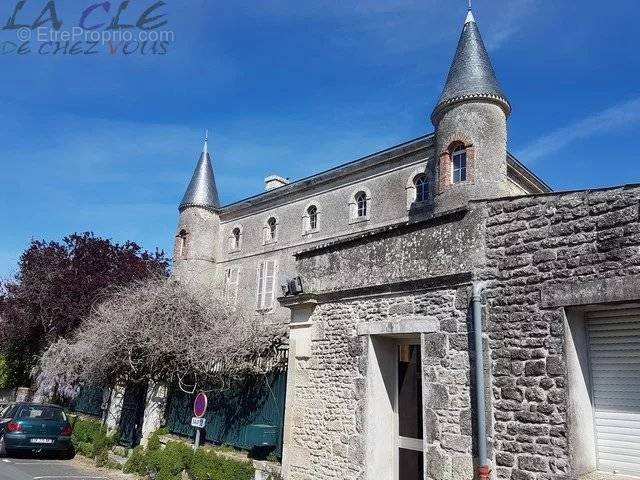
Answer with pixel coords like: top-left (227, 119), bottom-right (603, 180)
top-left (481, 186), bottom-right (640, 480)
top-left (279, 185), bottom-right (640, 480)
top-left (169, 7), bottom-right (640, 480)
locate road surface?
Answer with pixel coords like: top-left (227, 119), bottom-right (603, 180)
top-left (0, 456), bottom-right (122, 480)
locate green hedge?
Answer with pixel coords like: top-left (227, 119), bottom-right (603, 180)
top-left (189, 448), bottom-right (254, 480)
top-left (71, 417), bottom-right (118, 460)
top-left (123, 435), bottom-right (254, 480)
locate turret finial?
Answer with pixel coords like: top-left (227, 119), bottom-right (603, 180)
top-left (465, 2), bottom-right (475, 23)
top-left (203, 129), bottom-right (209, 155)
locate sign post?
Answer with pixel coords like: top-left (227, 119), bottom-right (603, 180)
top-left (192, 391), bottom-right (208, 450)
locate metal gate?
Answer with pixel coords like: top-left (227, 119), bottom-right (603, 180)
top-left (118, 382), bottom-right (148, 447)
top-left (587, 309), bottom-right (640, 477)
top-left (164, 372), bottom-right (287, 456)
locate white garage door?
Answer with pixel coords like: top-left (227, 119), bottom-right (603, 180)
top-left (588, 309), bottom-right (640, 477)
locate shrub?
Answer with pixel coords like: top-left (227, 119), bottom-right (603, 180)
top-left (70, 417), bottom-right (118, 461)
top-left (71, 417), bottom-right (102, 449)
top-left (92, 425), bottom-right (118, 457)
top-left (75, 441), bottom-right (95, 457)
top-left (146, 442), bottom-right (193, 480)
top-left (147, 432), bottom-right (161, 451)
top-left (123, 446), bottom-right (148, 475)
top-left (188, 448), bottom-right (254, 480)
top-left (123, 436), bottom-right (254, 480)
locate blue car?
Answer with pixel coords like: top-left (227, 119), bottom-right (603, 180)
top-left (0, 403), bottom-right (74, 458)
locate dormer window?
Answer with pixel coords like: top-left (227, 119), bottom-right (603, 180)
top-left (350, 189), bottom-right (371, 223)
top-left (356, 192), bottom-right (368, 218)
top-left (230, 227), bottom-right (241, 251)
top-left (452, 145), bottom-right (467, 183)
top-left (308, 206), bottom-right (318, 230)
top-left (413, 174), bottom-right (428, 202)
top-left (265, 217), bottom-right (278, 243)
top-left (304, 205), bottom-right (319, 233)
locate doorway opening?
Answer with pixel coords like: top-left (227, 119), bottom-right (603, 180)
top-left (396, 342), bottom-right (424, 480)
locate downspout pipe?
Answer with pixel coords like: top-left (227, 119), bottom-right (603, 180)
top-left (472, 283), bottom-right (491, 480)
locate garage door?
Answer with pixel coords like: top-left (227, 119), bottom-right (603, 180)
top-left (588, 309), bottom-right (640, 477)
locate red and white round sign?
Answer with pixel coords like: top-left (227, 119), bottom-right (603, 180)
top-left (193, 391), bottom-right (208, 418)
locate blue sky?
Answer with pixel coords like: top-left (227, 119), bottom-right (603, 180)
top-left (1, 0), bottom-right (639, 278)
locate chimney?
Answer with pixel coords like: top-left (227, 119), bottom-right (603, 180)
top-left (265, 175), bottom-right (290, 191)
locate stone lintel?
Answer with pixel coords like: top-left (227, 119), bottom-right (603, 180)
top-left (541, 274), bottom-right (640, 308)
top-left (279, 272), bottom-right (473, 308)
top-left (357, 316), bottom-right (438, 336)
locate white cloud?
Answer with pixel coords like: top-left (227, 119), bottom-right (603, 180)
top-left (518, 97), bottom-right (640, 163)
top-left (486, 0), bottom-right (537, 51)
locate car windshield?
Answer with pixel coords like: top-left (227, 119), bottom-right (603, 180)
top-left (16, 405), bottom-right (66, 421)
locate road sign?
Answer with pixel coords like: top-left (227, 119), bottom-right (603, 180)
top-left (193, 392), bottom-right (208, 418)
top-left (191, 417), bottom-right (206, 428)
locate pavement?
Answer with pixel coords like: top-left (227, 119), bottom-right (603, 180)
top-left (0, 454), bottom-right (129, 480)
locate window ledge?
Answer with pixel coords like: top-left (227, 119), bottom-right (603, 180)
top-left (303, 229), bottom-right (320, 237)
top-left (408, 200), bottom-right (433, 210)
top-left (255, 308), bottom-right (276, 315)
top-left (349, 216), bottom-right (370, 225)
top-left (263, 239), bottom-right (278, 246)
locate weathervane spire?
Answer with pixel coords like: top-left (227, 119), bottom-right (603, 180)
top-left (465, 0), bottom-right (475, 23)
top-left (203, 129), bottom-right (209, 155)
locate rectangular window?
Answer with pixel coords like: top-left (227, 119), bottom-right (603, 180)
top-left (224, 267), bottom-right (240, 304)
top-left (452, 151), bottom-right (467, 183)
top-left (256, 260), bottom-right (277, 310)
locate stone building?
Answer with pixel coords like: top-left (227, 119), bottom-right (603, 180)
top-left (173, 7), bottom-right (640, 480)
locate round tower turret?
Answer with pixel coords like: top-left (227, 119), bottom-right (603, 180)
top-left (432, 8), bottom-right (512, 211)
top-left (173, 135), bottom-right (220, 285)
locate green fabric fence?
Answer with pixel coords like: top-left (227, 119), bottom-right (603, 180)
top-left (164, 372), bottom-right (287, 457)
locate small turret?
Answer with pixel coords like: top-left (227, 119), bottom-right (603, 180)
top-left (432, 7), bottom-right (511, 210)
top-left (179, 133), bottom-right (220, 210)
top-left (173, 134), bottom-right (220, 285)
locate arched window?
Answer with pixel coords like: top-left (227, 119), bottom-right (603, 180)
top-left (355, 192), bottom-right (368, 218)
top-left (452, 144), bottom-right (467, 183)
top-left (176, 229), bottom-right (188, 259)
top-left (231, 227), bottom-right (241, 250)
top-left (413, 174), bottom-right (429, 203)
top-left (307, 205), bottom-right (318, 231)
top-left (267, 217), bottom-right (277, 241)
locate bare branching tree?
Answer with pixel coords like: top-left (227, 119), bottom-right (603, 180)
top-left (34, 277), bottom-right (286, 400)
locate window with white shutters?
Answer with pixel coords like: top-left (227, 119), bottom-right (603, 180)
top-left (223, 267), bottom-right (240, 304)
top-left (256, 260), bottom-right (277, 311)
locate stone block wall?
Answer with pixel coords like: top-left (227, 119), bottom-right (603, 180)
top-left (286, 287), bottom-right (477, 480)
top-left (481, 185), bottom-right (640, 480)
top-left (420, 287), bottom-right (476, 480)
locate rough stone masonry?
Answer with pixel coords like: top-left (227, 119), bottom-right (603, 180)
top-left (281, 185), bottom-right (640, 480)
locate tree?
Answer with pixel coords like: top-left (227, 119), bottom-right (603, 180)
top-left (34, 277), bottom-right (285, 400)
top-left (0, 233), bottom-right (169, 386)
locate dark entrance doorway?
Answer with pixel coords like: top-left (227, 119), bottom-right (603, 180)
top-left (118, 382), bottom-right (148, 447)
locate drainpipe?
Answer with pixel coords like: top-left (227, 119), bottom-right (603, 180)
top-left (472, 283), bottom-right (491, 480)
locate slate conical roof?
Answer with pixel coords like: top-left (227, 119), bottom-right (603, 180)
top-left (179, 137), bottom-right (220, 211)
top-left (432, 9), bottom-right (511, 124)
